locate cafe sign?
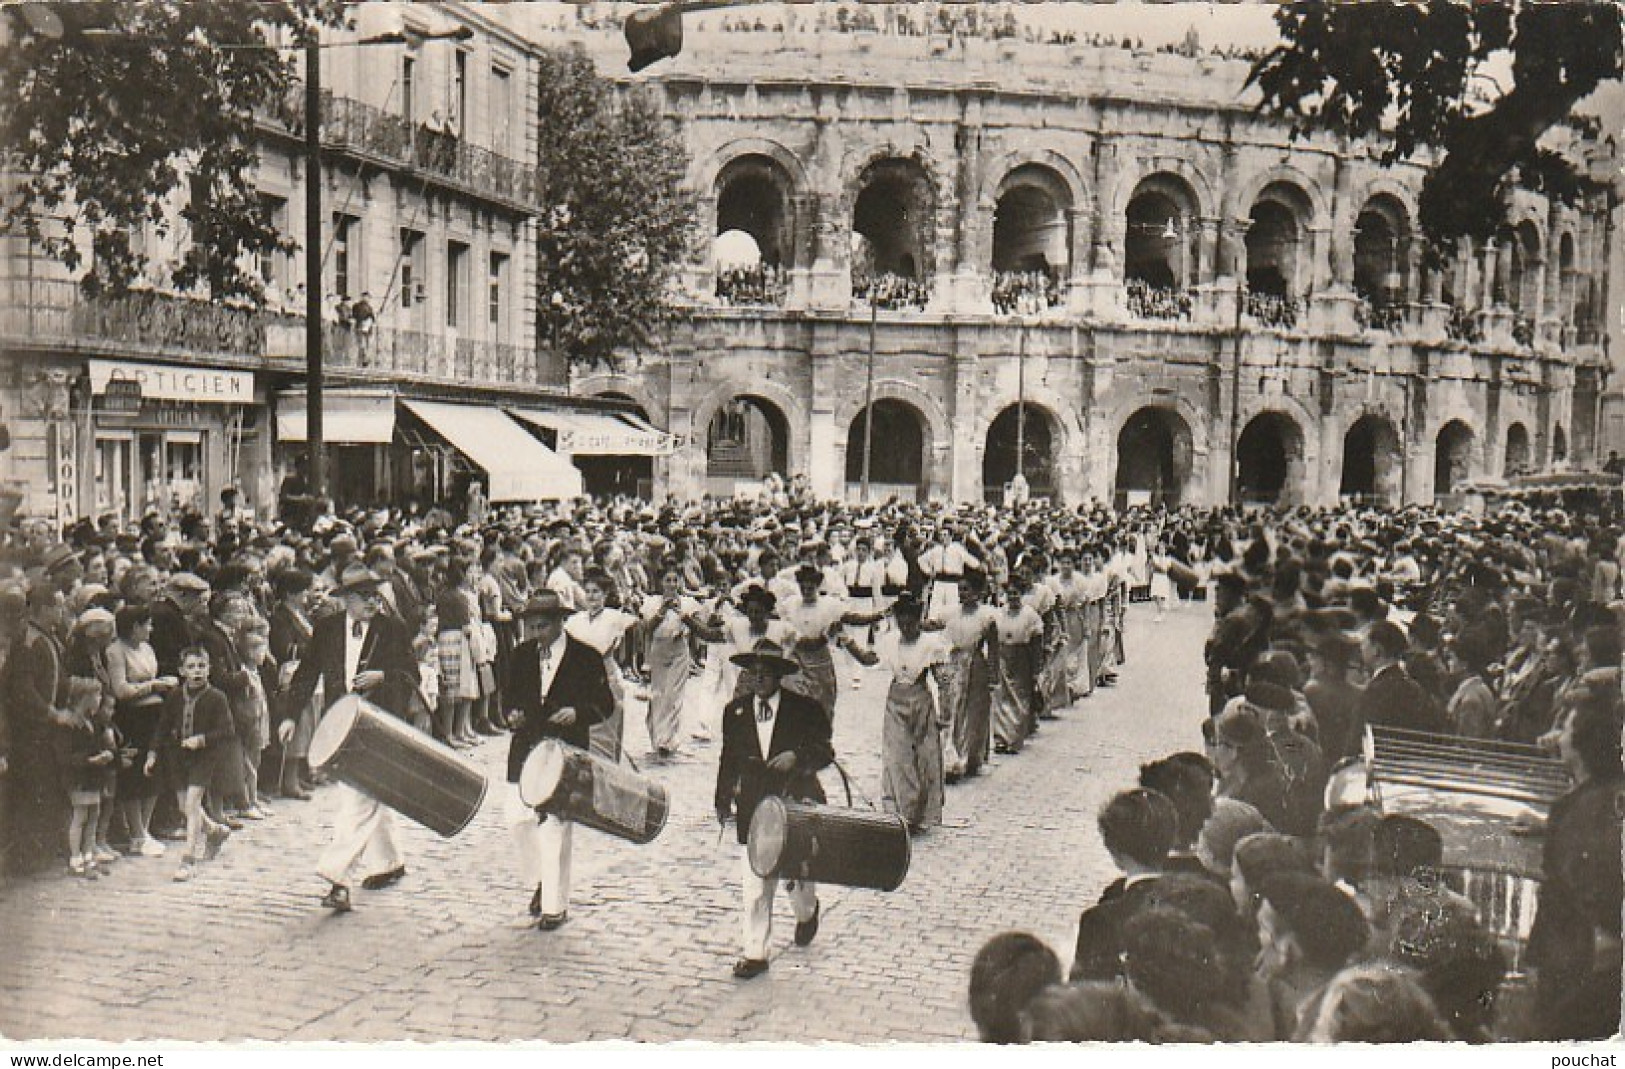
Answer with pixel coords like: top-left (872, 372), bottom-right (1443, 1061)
top-left (89, 359), bottom-right (253, 405)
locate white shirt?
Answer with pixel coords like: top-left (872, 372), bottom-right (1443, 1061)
top-left (752, 689), bottom-right (780, 756)
top-left (537, 631), bottom-right (568, 697)
top-left (343, 615), bottom-right (367, 690)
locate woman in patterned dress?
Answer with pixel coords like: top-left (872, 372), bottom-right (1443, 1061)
top-left (867, 593), bottom-right (947, 833)
top-left (931, 571), bottom-right (999, 782)
top-left (992, 577), bottom-right (1045, 754)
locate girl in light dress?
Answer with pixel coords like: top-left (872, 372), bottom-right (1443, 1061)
top-left (930, 572), bottom-right (1000, 782)
top-left (638, 564), bottom-right (724, 760)
top-left (859, 592), bottom-right (946, 834)
top-left (1148, 540), bottom-right (1174, 622)
top-left (991, 577), bottom-right (1045, 755)
top-left (563, 568), bottom-right (638, 762)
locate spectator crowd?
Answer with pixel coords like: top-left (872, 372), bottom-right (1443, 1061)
top-left (972, 502), bottom-right (1625, 1042)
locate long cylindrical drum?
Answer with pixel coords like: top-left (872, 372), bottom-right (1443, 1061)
top-left (309, 695), bottom-right (488, 837)
top-left (748, 797), bottom-right (911, 892)
top-left (519, 739), bottom-right (669, 844)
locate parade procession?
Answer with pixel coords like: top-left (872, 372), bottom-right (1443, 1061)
top-left (1, 0), bottom-right (1623, 1052)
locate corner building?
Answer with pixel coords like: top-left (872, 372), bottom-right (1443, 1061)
top-left (533, 12), bottom-right (1615, 507)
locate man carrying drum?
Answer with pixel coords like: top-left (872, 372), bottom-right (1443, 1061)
top-left (714, 638), bottom-right (834, 979)
top-left (504, 591), bottom-right (615, 932)
top-left (278, 563), bottom-right (418, 913)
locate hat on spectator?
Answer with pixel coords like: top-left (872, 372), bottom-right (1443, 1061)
top-left (737, 583), bottom-right (776, 612)
top-left (518, 590), bottom-right (571, 621)
top-left (74, 607), bottom-right (115, 634)
top-left (729, 638), bottom-right (799, 675)
top-left (794, 562), bottom-right (823, 585)
top-left (1213, 705), bottom-right (1269, 751)
top-left (169, 572), bottom-right (210, 595)
top-left (335, 563), bottom-right (383, 596)
top-left (41, 543), bottom-right (79, 574)
top-left (1243, 680), bottom-right (1296, 716)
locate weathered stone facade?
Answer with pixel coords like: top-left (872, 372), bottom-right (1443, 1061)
top-left (538, 16), bottom-right (1616, 506)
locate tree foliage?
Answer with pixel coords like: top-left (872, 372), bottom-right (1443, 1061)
top-left (0, 0), bottom-right (345, 302)
top-left (534, 45), bottom-right (695, 370)
top-left (1246, 1), bottom-right (1622, 248)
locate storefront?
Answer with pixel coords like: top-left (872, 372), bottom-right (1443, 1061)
top-left (506, 405), bottom-right (676, 499)
top-left (275, 389), bottom-right (583, 511)
top-left (84, 359), bottom-right (267, 525)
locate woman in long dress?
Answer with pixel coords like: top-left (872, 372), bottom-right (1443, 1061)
top-left (564, 567), bottom-right (638, 762)
top-left (639, 565), bottom-right (722, 760)
top-left (1148, 540), bottom-right (1174, 622)
top-left (992, 578), bottom-right (1044, 754)
top-left (931, 572), bottom-right (998, 782)
top-left (864, 592), bottom-right (946, 834)
top-left (778, 562), bottom-right (883, 721)
top-left (1049, 551), bottom-right (1092, 703)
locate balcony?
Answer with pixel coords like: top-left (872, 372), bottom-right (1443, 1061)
top-left (1243, 290), bottom-right (1300, 330)
top-left (1445, 304), bottom-right (1484, 344)
top-left (261, 88), bottom-right (541, 213)
top-left (264, 318), bottom-right (539, 385)
top-left (991, 269), bottom-right (1062, 313)
top-left (852, 271), bottom-right (931, 311)
top-left (715, 263), bottom-right (787, 307)
top-left (1354, 296), bottom-right (1406, 333)
top-left (0, 279), bottom-right (268, 361)
top-left (1125, 278), bottom-right (1193, 321)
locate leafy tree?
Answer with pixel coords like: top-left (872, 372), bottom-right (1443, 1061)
top-left (1246, 1), bottom-right (1621, 248)
top-left (534, 45), bottom-right (695, 370)
top-left (0, 0), bottom-right (345, 302)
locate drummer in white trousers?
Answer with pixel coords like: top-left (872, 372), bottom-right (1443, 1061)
top-left (278, 564), bottom-right (420, 912)
top-left (503, 592), bottom-right (616, 931)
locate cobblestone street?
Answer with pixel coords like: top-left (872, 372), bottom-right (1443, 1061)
top-left (0, 604), bottom-right (1206, 1043)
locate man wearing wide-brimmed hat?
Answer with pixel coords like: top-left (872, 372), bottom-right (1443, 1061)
top-left (278, 562), bottom-right (418, 913)
top-left (503, 590), bottom-right (615, 932)
top-left (714, 638), bottom-right (833, 979)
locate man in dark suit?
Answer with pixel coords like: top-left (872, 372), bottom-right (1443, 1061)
top-left (278, 563), bottom-right (418, 912)
top-left (503, 591), bottom-right (615, 931)
top-left (714, 638), bottom-right (834, 979)
top-left (1358, 621), bottom-right (1446, 735)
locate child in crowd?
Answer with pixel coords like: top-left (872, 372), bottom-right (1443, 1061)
top-left (149, 646), bottom-right (233, 882)
top-left (56, 677), bottom-right (116, 879)
top-left (232, 618), bottom-right (275, 821)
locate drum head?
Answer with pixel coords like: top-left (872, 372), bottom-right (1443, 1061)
top-left (519, 740), bottom-right (565, 810)
top-left (309, 695), bottom-right (363, 769)
top-left (747, 796), bottom-right (788, 879)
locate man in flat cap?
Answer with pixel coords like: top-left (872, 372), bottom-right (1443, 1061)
top-left (278, 563), bottom-right (418, 912)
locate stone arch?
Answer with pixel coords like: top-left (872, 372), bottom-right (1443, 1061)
top-left (689, 378), bottom-right (808, 479)
top-left (1236, 409), bottom-right (1310, 505)
top-left (1100, 389), bottom-right (1213, 464)
top-left (843, 397), bottom-right (930, 497)
top-left (1434, 419), bottom-right (1477, 497)
top-left (838, 141), bottom-right (948, 230)
top-left (690, 136), bottom-right (810, 203)
top-left (1354, 191), bottom-right (1415, 303)
top-left (1553, 423), bottom-right (1569, 464)
top-left (982, 401), bottom-right (1065, 502)
top-left (1231, 165), bottom-right (1331, 232)
top-left (703, 395), bottom-right (792, 483)
top-left (847, 151), bottom-right (941, 287)
top-left (572, 373), bottom-right (662, 424)
top-left (1339, 411), bottom-right (1403, 505)
top-left (830, 376), bottom-right (952, 463)
top-left (1114, 405), bottom-right (1197, 509)
top-left (1246, 181), bottom-right (1316, 297)
top-left (713, 153), bottom-right (801, 271)
top-left (980, 147), bottom-right (1090, 214)
top-left (1350, 177), bottom-right (1422, 237)
top-left (1123, 172), bottom-right (1205, 290)
top-left (1504, 421), bottom-right (1532, 476)
top-left (1110, 160), bottom-right (1217, 226)
top-left (989, 162), bottom-right (1078, 294)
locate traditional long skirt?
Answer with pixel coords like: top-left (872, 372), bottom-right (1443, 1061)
top-left (589, 651), bottom-right (626, 762)
top-left (1036, 625), bottom-right (1069, 715)
top-left (993, 641), bottom-right (1036, 753)
top-left (645, 628), bottom-right (690, 753)
top-left (786, 640), bottom-right (839, 719)
top-left (938, 645), bottom-right (991, 778)
top-left (1065, 605), bottom-right (1093, 700)
top-left (881, 678), bottom-right (944, 831)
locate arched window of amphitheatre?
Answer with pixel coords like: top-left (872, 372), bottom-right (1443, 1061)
top-left (1125, 176), bottom-right (1199, 291)
top-left (1513, 220), bottom-right (1542, 315)
top-left (1559, 233), bottom-right (1578, 326)
top-left (851, 156), bottom-right (936, 309)
top-left (991, 164), bottom-right (1073, 312)
top-left (714, 154), bottom-right (797, 307)
top-left (1245, 184), bottom-right (1309, 298)
top-left (1353, 196), bottom-right (1410, 308)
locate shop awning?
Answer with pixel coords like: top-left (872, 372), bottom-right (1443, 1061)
top-left (401, 400), bottom-right (582, 502)
top-left (276, 390), bottom-right (396, 444)
top-left (507, 406), bottom-right (676, 456)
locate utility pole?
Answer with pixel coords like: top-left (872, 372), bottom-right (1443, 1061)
top-left (304, 33), bottom-right (324, 500)
top-left (1016, 310), bottom-right (1028, 489)
top-left (861, 296), bottom-right (877, 502)
top-left (1228, 273), bottom-right (1244, 503)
